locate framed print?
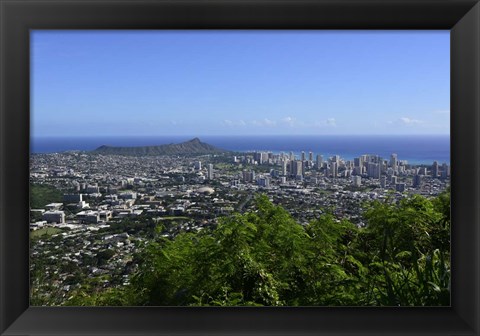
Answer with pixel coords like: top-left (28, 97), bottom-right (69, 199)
top-left (28, 29), bottom-right (452, 308)
top-left (1, 0), bottom-right (479, 335)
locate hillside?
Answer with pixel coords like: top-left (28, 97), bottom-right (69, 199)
top-left (93, 138), bottom-right (227, 156)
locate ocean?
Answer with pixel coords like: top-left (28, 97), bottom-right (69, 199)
top-left (31, 135), bottom-right (450, 165)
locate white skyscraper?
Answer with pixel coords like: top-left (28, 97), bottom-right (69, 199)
top-left (330, 162), bottom-right (338, 178)
top-left (281, 160), bottom-right (288, 176)
top-left (390, 153), bottom-right (398, 171)
top-left (207, 164), bottom-right (214, 180)
top-left (316, 155), bottom-right (323, 170)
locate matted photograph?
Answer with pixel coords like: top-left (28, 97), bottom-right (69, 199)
top-left (30, 30), bottom-right (450, 306)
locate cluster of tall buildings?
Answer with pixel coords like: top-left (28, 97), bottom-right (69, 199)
top-left (195, 150), bottom-right (450, 192)
top-left (238, 150), bottom-right (450, 187)
top-left (194, 161), bottom-right (214, 180)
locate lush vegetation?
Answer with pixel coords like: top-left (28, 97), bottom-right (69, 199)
top-left (65, 190), bottom-right (450, 306)
top-left (30, 183), bottom-right (63, 209)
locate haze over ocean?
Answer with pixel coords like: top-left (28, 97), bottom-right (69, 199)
top-left (31, 134), bottom-right (450, 165)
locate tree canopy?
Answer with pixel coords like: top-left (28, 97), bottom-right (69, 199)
top-left (65, 190), bottom-right (451, 306)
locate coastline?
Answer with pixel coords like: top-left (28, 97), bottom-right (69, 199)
top-left (31, 134), bottom-right (451, 165)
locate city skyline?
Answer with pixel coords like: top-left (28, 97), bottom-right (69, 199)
top-left (30, 136), bottom-right (451, 306)
top-left (31, 30), bottom-right (450, 137)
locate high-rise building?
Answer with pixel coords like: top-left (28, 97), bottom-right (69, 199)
top-left (316, 155), bottom-right (323, 170)
top-left (367, 162), bottom-right (380, 179)
top-left (291, 161), bottom-right (303, 177)
top-left (253, 152), bottom-right (264, 164)
top-left (352, 175), bottom-right (362, 187)
top-left (243, 170), bottom-right (256, 183)
top-left (281, 160), bottom-right (288, 176)
top-left (417, 167), bottom-right (427, 175)
top-left (367, 162), bottom-right (374, 178)
top-left (301, 151), bottom-right (306, 162)
top-left (194, 161), bottom-right (202, 170)
top-left (257, 176), bottom-right (270, 188)
top-left (390, 153), bottom-right (398, 170)
top-left (432, 161), bottom-right (439, 177)
top-left (330, 162), bottom-right (338, 178)
top-left (378, 159), bottom-right (386, 174)
top-left (380, 176), bottom-right (387, 188)
top-left (413, 174), bottom-right (423, 188)
top-left (261, 152), bottom-right (269, 164)
top-left (207, 164), bottom-right (214, 180)
top-left (396, 183), bottom-right (406, 192)
top-left (441, 163), bottom-right (450, 179)
top-left (308, 151), bottom-right (313, 161)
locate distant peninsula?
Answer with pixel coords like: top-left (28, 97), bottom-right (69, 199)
top-left (92, 138), bottom-right (228, 156)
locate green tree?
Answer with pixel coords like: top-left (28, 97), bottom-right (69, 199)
top-left (359, 193), bottom-right (450, 305)
top-left (64, 192), bottom-right (450, 307)
top-left (30, 183), bottom-right (63, 209)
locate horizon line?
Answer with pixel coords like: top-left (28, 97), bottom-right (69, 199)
top-left (32, 133), bottom-right (451, 138)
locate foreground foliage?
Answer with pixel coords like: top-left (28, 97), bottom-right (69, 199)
top-left (65, 191), bottom-right (450, 306)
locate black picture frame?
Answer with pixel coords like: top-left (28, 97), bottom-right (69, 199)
top-left (1, 0), bottom-right (479, 335)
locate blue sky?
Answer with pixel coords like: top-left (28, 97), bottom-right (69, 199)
top-left (31, 30), bottom-right (449, 137)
